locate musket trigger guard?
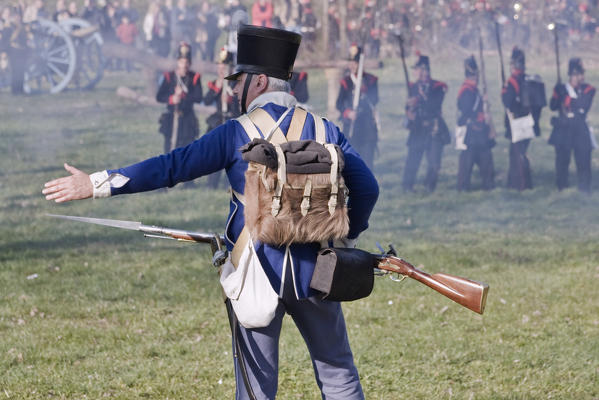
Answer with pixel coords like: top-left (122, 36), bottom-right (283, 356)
top-left (389, 273), bottom-right (407, 283)
top-left (211, 233), bottom-right (228, 268)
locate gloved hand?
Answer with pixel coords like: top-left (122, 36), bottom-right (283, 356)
top-left (554, 83), bottom-right (567, 98)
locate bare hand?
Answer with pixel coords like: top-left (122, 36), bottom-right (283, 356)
top-left (346, 110), bottom-right (357, 121)
top-left (407, 97), bottom-right (419, 108)
top-left (42, 163), bottom-right (93, 203)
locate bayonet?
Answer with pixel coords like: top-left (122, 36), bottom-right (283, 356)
top-left (48, 213), bottom-right (142, 231)
top-left (47, 213), bottom-right (225, 251)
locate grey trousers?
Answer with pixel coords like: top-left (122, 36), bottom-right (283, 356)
top-left (233, 265), bottom-right (365, 400)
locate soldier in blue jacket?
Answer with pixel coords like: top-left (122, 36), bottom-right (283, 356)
top-left (336, 44), bottom-right (379, 170)
top-left (43, 25), bottom-right (378, 400)
top-left (501, 47), bottom-right (546, 191)
top-left (456, 56), bottom-right (495, 191)
top-left (549, 58), bottom-right (596, 193)
top-left (401, 54), bottom-right (450, 192)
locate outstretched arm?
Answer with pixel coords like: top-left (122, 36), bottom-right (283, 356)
top-left (42, 163), bottom-right (93, 203)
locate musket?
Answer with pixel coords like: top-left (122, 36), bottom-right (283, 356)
top-left (396, 32), bottom-right (410, 97)
top-left (48, 214), bottom-right (489, 314)
top-left (494, 20), bottom-right (506, 86)
top-left (478, 27), bottom-right (497, 139)
top-left (170, 74), bottom-right (189, 151)
top-left (548, 22), bottom-right (561, 84)
top-left (348, 52), bottom-right (365, 139)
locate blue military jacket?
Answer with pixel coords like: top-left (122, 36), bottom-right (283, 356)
top-left (106, 92), bottom-right (379, 299)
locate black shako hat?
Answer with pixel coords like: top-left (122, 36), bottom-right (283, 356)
top-left (464, 55), bottom-right (478, 77)
top-left (225, 25), bottom-right (302, 81)
top-left (510, 46), bottom-right (525, 68)
top-left (412, 54), bottom-right (430, 70)
top-left (568, 57), bottom-right (584, 76)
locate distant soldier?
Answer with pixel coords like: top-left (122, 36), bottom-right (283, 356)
top-left (336, 44), bottom-right (379, 169)
top-left (3, 8), bottom-right (27, 94)
top-left (549, 58), bottom-right (596, 193)
top-left (456, 56), bottom-right (495, 191)
top-left (298, 0), bottom-right (317, 52)
top-left (402, 54), bottom-right (450, 192)
top-left (203, 47), bottom-right (240, 189)
top-left (289, 70), bottom-right (308, 105)
top-left (501, 46), bottom-right (546, 190)
top-left (156, 42), bottom-right (203, 154)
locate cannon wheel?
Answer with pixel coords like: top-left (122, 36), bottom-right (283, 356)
top-left (24, 18), bottom-right (76, 94)
top-left (59, 18), bottom-right (104, 90)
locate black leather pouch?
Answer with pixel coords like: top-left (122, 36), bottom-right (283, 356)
top-left (310, 248), bottom-right (376, 302)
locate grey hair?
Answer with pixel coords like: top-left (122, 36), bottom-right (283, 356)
top-left (267, 76), bottom-right (291, 93)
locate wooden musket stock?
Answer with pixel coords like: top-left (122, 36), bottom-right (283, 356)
top-left (376, 256), bottom-right (489, 314)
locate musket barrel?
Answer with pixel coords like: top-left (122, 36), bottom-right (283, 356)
top-left (397, 34), bottom-right (410, 96)
top-left (139, 225), bottom-right (224, 244)
top-left (553, 27), bottom-right (561, 84)
top-left (494, 21), bottom-right (506, 85)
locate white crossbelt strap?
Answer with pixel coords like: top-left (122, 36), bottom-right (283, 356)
top-left (237, 114), bottom-right (263, 141)
top-left (314, 115), bottom-right (326, 144)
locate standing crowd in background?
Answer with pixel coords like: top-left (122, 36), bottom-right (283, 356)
top-left (2, 0), bottom-right (599, 69)
top-left (1, 0), bottom-right (597, 193)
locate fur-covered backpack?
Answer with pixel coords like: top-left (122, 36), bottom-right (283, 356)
top-left (236, 107), bottom-right (349, 246)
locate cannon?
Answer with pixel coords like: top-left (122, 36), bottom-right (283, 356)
top-left (0, 17), bottom-right (104, 94)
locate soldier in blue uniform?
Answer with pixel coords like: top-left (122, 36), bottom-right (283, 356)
top-left (156, 42), bottom-right (203, 154)
top-left (549, 58), bottom-right (596, 193)
top-left (289, 70), bottom-right (309, 104)
top-left (456, 56), bottom-right (495, 191)
top-left (401, 54), bottom-right (450, 192)
top-left (43, 25), bottom-right (378, 400)
top-left (501, 47), bottom-right (546, 190)
top-left (336, 44), bottom-right (379, 170)
top-left (203, 47), bottom-right (240, 189)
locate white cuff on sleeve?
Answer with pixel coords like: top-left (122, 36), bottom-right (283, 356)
top-left (89, 171), bottom-right (130, 199)
top-left (90, 171), bottom-right (111, 198)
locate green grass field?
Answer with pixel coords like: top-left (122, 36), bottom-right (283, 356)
top-left (1, 52), bottom-right (598, 399)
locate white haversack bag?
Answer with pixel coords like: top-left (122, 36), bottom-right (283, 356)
top-left (508, 112), bottom-right (535, 143)
top-left (455, 125), bottom-right (467, 150)
top-left (219, 237), bottom-right (279, 329)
